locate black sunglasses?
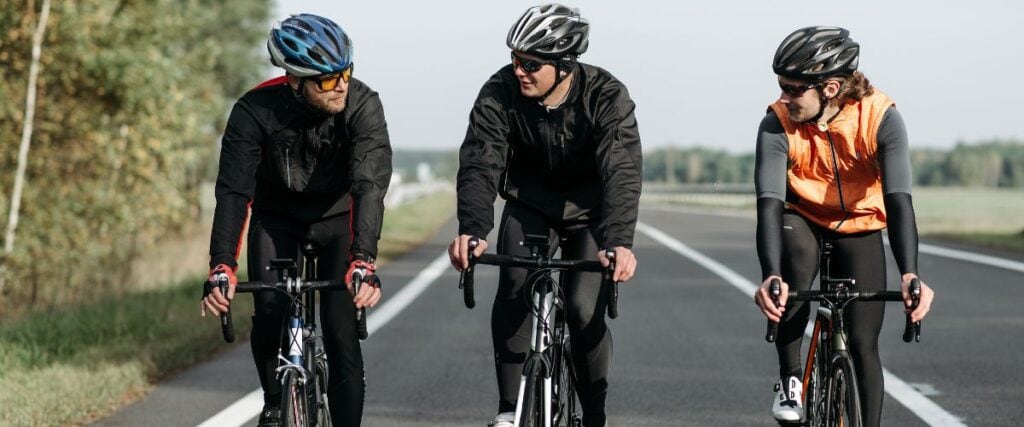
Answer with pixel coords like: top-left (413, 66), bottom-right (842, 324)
top-left (511, 52), bottom-right (553, 73)
top-left (779, 81), bottom-right (819, 97)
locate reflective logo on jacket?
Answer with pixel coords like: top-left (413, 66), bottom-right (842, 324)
top-left (770, 90), bottom-right (894, 233)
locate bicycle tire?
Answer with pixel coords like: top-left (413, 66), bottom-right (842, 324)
top-left (825, 354), bottom-right (862, 427)
top-left (518, 358), bottom-right (545, 427)
top-left (312, 357), bottom-right (331, 426)
top-left (803, 318), bottom-right (829, 427)
top-left (281, 369), bottom-right (309, 427)
top-left (552, 338), bottom-right (581, 426)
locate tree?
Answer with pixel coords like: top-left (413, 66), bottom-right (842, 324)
top-left (0, 0), bottom-right (272, 315)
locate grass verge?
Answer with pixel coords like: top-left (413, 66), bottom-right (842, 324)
top-left (0, 190), bottom-right (454, 426)
top-left (928, 231), bottom-right (1024, 253)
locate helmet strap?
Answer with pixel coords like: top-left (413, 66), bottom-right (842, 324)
top-left (807, 84), bottom-right (831, 124)
top-left (290, 77), bottom-right (309, 104)
top-left (540, 59), bottom-right (575, 103)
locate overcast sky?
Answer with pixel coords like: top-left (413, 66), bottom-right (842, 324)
top-left (270, 1), bottom-right (1023, 152)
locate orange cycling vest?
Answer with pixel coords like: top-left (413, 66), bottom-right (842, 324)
top-left (769, 90), bottom-right (895, 234)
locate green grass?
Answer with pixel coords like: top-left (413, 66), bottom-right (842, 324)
top-left (912, 187), bottom-right (1024, 253)
top-left (377, 191), bottom-right (456, 262)
top-left (0, 190), bottom-right (455, 426)
top-left (911, 187), bottom-right (1024, 234)
top-left (928, 231), bottom-right (1024, 253)
top-left (0, 280), bottom-right (255, 425)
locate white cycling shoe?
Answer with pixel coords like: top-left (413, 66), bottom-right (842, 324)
top-left (772, 376), bottom-right (804, 422)
top-left (488, 411), bottom-right (515, 427)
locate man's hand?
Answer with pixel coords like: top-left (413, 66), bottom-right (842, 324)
top-left (901, 273), bottom-right (935, 323)
top-left (346, 259), bottom-right (382, 309)
top-left (201, 264), bottom-right (237, 317)
top-left (598, 246), bottom-right (637, 282)
top-left (754, 275), bottom-right (788, 323)
top-left (448, 235), bottom-right (488, 271)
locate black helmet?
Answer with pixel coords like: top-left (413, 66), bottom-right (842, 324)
top-left (773, 26), bottom-right (859, 82)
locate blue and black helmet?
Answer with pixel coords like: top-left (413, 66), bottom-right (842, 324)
top-left (268, 14), bottom-right (353, 77)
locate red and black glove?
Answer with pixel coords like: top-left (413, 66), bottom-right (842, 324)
top-left (203, 263), bottom-right (238, 299)
top-left (345, 258), bottom-right (377, 286)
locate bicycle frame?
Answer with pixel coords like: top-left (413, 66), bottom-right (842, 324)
top-left (272, 256), bottom-right (321, 389)
top-left (766, 240), bottom-right (921, 426)
top-left (460, 235), bottom-right (614, 427)
top-left (219, 243), bottom-right (349, 427)
top-left (513, 271), bottom-right (563, 427)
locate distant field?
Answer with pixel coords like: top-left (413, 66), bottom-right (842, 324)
top-left (642, 186), bottom-right (1024, 236)
top-left (912, 187), bottom-right (1024, 234)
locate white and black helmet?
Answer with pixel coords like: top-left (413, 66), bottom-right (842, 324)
top-left (773, 26), bottom-right (859, 82)
top-left (506, 3), bottom-right (589, 59)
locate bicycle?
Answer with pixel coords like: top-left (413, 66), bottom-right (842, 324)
top-left (459, 234), bottom-right (619, 427)
top-left (211, 243), bottom-right (371, 427)
top-left (765, 240), bottom-right (922, 427)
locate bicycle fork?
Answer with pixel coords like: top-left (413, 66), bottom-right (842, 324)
top-left (514, 279), bottom-right (556, 427)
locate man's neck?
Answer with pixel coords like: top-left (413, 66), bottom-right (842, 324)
top-left (541, 72), bottom-right (574, 108)
top-left (816, 102), bottom-right (842, 130)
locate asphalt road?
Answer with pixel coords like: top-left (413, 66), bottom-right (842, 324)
top-left (93, 206), bottom-right (1023, 426)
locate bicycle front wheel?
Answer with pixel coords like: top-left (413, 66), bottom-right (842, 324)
top-left (552, 339), bottom-right (581, 426)
top-left (825, 354), bottom-right (862, 427)
top-left (281, 369), bottom-right (310, 427)
top-left (804, 319), bottom-right (829, 427)
top-left (518, 358), bottom-right (545, 427)
top-left (312, 357), bottom-right (331, 426)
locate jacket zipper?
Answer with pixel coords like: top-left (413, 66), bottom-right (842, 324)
top-left (285, 147), bottom-right (292, 188)
top-left (825, 131), bottom-right (852, 230)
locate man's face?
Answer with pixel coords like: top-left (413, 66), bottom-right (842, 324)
top-left (511, 51), bottom-right (558, 98)
top-left (776, 76), bottom-right (822, 123)
top-left (290, 71), bottom-right (349, 114)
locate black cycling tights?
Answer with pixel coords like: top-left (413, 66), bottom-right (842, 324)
top-left (776, 211), bottom-right (886, 427)
top-left (493, 202), bottom-right (612, 427)
top-left (247, 212), bottom-right (364, 427)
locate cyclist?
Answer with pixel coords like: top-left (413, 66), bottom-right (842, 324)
top-left (751, 26), bottom-right (935, 426)
top-left (200, 13), bottom-right (391, 427)
top-left (448, 4), bottom-right (642, 426)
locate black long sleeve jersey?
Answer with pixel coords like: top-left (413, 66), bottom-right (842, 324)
top-left (209, 77), bottom-right (392, 269)
top-left (457, 63), bottom-right (643, 249)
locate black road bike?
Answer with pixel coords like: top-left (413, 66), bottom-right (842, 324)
top-left (459, 234), bottom-right (619, 427)
top-left (766, 240), bottom-right (922, 427)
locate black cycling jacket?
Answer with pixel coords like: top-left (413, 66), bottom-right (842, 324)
top-left (457, 63), bottom-right (643, 249)
top-left (209, 77), bottom-right (392, 269)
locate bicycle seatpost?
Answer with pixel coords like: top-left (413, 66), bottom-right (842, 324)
top-left (459, 238), bottom-right (479, 309)
top-left (766, 278), bottom-right (781, 342)
top-left (606, 250), bottom-right (619, 319)
top-left (903, 278), bottom-right (922, 343)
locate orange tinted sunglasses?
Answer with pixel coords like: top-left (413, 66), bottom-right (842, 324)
top-left (314, 66), bottom-right (354, 91)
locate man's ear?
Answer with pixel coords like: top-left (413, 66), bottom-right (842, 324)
top-left (823, 79), bottom-right (841, 99)
top-left (287, 75), bottom-right (302, 91)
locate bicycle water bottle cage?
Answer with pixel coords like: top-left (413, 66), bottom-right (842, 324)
top-left (268, 258), bottom-right (299, 281)
top-left (522, 233), bottom-right (551, 259)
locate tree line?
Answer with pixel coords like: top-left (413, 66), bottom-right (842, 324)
top-left (0, 0), bottom-right (272, 315)
top-left (644, 141), bottom-right (1024, 188)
